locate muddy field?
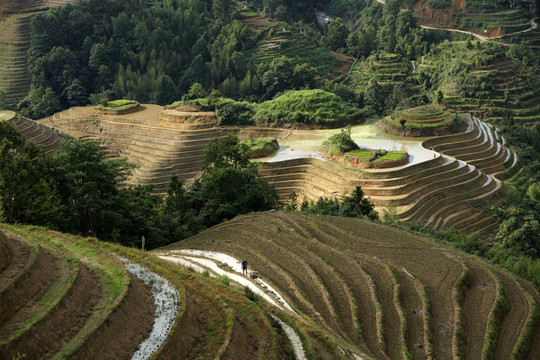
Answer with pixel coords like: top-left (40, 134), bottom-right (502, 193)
top-left (167, 211), bottom-right (540, 360)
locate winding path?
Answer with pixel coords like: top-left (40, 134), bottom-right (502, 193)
top-left (156, 250), bottom-right (324, 360)
top-left (374, 0), bottom-right (538, 44)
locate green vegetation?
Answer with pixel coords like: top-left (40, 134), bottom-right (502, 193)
top-left (347, 149), bottom-right (407, 162)
top-left (95, 99), bottom-right (139, 111)
top-left (0, 123), bottom-right (278, 249)
top-left (253, 89), bottom-right (365, 126)
top-left (295, 186), bottom-right (378, 220)
top-left (385, 105), bottom-right (461, 130)
top-left (320, 126), bottom-right (359, 156)
top-left (241, 137), bottom-right (279, 158)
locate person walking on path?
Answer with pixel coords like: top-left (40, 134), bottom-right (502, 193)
top-left (242, 259), bottom-right (248, 275)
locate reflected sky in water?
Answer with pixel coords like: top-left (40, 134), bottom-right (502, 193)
top-left (258, 119), bottom-right (437, 167)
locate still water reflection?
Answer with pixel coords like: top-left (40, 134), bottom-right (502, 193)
top-left (258, 119), bottom-right (438, 168)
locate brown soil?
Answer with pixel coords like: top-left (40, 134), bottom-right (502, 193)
top-left (167, 211), bottom-right (539, 359)
top-left (222, 316), bottom-right (258, 360)
top-left (72, 273), bottom-right (155, 360)
top-left (241, 14), bottom-right (279, 33)
top-left (410, 0), bottom-right (463, 28)
top-left (156, 292), bottom-right (210, 359)
top-left (332, 51), bottom-right (355, 76)
top-left (0, 232), bottom-right (13, 275)
top-left (394, 270), bottom-right (427, 360)
top-left (490, 27), bottom-right (502, 37)
top-left (0, 240), bottom-right (56, 328)
top-left (460, 259), bottom-right (497, 359)
top-left (493, 269), bottom-right (531, 359)
top-left (0, 263), bottom-right (101, 359)
top-left (0, 234), bottom-right (31, 290)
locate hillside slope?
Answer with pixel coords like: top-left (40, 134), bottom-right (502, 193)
top-left (0, 223), bottom-right (355, 359)
top-left (165, 211), bottom-right (540, 360)
top-left (0, 0), bottom-right (76, 106)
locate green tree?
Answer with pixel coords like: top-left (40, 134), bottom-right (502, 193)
top-left (0, 122), bottom-right (64, 227)
top-left (325, 17), bottom-right (349, 51)
top-left (187, 83), bottom-right (206, 100)
top-left (154, 74), bottom-right (177, 105)
top-left (204, 132), bottom-right (252, 169)
top-left (19, 87), bottom-right (61, 119)
top-left (187, 133), bottom-right (279, 227)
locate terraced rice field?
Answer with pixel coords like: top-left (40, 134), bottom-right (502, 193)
top-left (243, 17), bottom-right (347, 81)
top-left (347, 53), bottom-right (412, 92)
top-left (1, 223), bottom-right (344, 359)
top-left (445, 59), bottom-right (540, 125)
top-left (0, 0), bottom-right (77, 106)
top-left (463, 0), bottom-right (532, 34)
top-left (395, 104), bottom-right (452, 124)
top-left (259, 115), bottom-right (516, 235)
top-left (167, 211), bottom-right (540, 360)
top-left (2, 111), bottom-right (69, 153)
top-left (36, 105), bottom-right (224, 192)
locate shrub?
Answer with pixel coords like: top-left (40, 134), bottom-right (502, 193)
top-left (320, 126), bottom-right (359, 156)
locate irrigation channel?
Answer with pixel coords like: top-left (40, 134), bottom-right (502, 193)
top-left (119, 257), bottom-right (180, 360)
top-left (256, 117), bottom-right (438, 171)
top-left (156, 250), bottom-right (317, 360)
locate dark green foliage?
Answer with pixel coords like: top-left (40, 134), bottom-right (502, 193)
top-left (204, 133), bottom-right (252, 170)
top-left (325, 17), bottom-right (349, 51)
top-left (258, 56), bottom-right (316, 99)
top-left (154, 74), bottom-right (178, 105)
top-left (24, 0), bottom-right (251, 116)
top-left (0, 122), bottom-right (64, 228)
top-left (165, 133), bottom-right (280, 231)
top-left (253, 89), bottom-right (365, 126)
top-left (300, 186), bottom-right (378, 220)
top-left (215, 99), bottom-right (255, 125)
top-left (0, 124), bottom-right (162, 247)
top-left (18, 87), bottom-right (62, 119)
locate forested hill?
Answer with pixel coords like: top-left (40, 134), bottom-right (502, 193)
top-left (5, 0), bottom-right (451, 119)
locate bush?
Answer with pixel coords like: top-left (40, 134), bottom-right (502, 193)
top-left (216, 100), bottom-right (255, 125)
top-left (320, 126), bottom-right (359, 156)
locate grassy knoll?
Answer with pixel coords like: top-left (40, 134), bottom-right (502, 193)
top-left (0, 111), bottom-right (16, 121)
top-left (383, 104), bottom-right (464, 136)
top-left (166, 211), bottom-right (540, 359)
top-left (253, 89), bottom-right (365, 127)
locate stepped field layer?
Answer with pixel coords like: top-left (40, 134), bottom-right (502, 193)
top-left (1, 223), bottom-right (345, 359)
top-left (166, 210), bottom-right (540, 360)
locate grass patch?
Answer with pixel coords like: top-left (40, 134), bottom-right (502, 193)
top-left (482, 276), bottom-right (509, 360)
top-left (95, 99), bottom-right (139, 111)
top-left (242, 137), bottom-right (279, 157)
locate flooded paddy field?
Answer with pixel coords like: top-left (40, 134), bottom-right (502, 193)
top-left (257, 119), bottom-right (437, 169)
